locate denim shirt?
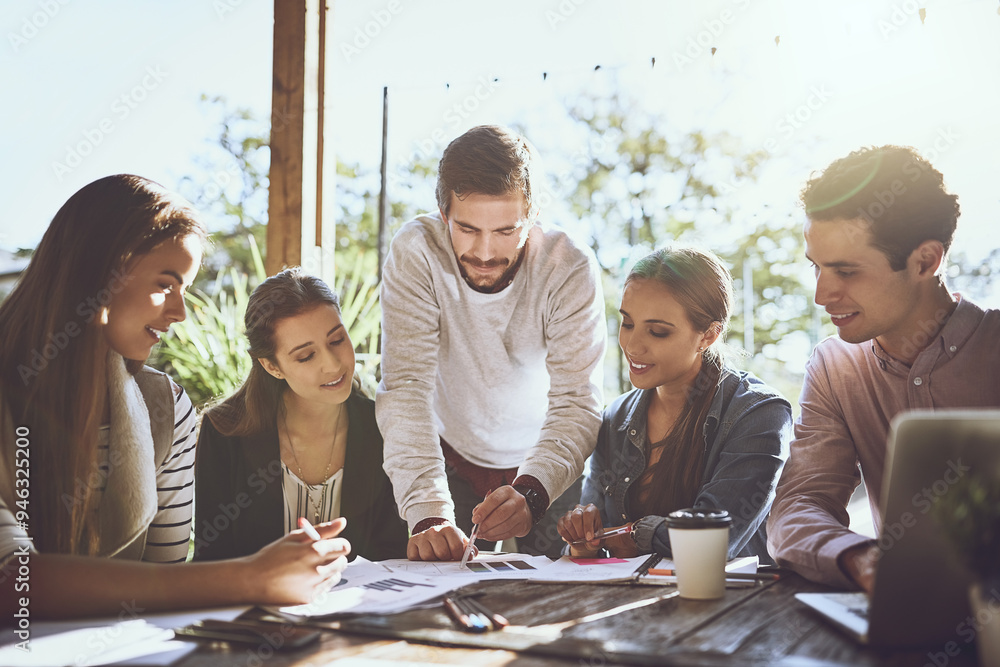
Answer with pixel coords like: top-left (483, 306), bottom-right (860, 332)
top-left (581, 366), bottom-right (792, 564)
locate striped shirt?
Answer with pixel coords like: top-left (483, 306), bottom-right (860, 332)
top-left (0, 380), bottom-right (197, 564)
top-left (281, 464), bottom-right (343, 534)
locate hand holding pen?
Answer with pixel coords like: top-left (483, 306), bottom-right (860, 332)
top-left (557, 503), bottom-right (615, 555)
top-left (241, 517), bottom-right (350, 605)
top-left (469, 486), bottom-right (534, 543)
top-left (567, 523), bottom-right (634, 546)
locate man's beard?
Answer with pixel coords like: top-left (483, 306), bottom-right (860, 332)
top-left (459, 246), bottom-right (526, 294)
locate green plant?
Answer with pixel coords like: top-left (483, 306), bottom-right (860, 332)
top-left (931, 473), bottom-right (1000, 582)
top-left (151, 236), bottom-right (383, 406)
top-left (333, 252), bottom-right (383, 398)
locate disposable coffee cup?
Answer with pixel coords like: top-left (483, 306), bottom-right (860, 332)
top-left (665, 508), bottom-right (732, 600)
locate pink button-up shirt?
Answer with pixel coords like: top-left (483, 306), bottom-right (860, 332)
top-left (767, 296), bottom-right (1000, 588)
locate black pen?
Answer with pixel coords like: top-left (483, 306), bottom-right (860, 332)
top-left (634, 553), bottom-right (663, 578)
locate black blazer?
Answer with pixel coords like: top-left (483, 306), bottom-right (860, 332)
top-left (193, 391), bottom-right (408, 562)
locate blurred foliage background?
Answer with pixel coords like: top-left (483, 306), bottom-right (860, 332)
top-left (9, 93), bottom-right (998, 410)
top-left (149, 93), bottom-right (1000, 410)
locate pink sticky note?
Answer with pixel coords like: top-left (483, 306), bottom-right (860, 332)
top-left (570, 557), bottom-right (629, 565)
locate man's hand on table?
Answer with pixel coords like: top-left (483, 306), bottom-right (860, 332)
top-left (406, 523), bottom-right (470, 561)
top-left (838, 542), bottom-right (880, 594)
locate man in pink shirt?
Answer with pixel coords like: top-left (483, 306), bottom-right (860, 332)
top-left (767, 145), bottom-right (1000, 591)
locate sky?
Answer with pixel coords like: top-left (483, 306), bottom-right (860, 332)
top-left (2, 0), bottom-right (999, 307)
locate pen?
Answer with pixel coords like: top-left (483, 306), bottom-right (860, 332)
top-left (298, 516), bottom-right (322, 541)
top-left (461, 490), bottom-right (491, 568)
top-left (443, 596), bottom-right (487, 633)
top-left (568, 523), bottom-right (634, 546)
top-left (455, 596), bottom-right (491, 630)
top-left (645, 568), bottom-right (781, 581)
top-left (634, 552), bottom-right (663, 577)
top-left (465, 596), bottom-right (509, 629)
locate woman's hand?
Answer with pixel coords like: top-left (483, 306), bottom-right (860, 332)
top-left (557, 504), bottom-right (605, 557)
top-left (602, 530), bottom-right (639, 558)
top-left (240, 517), bottom-right (351, 605)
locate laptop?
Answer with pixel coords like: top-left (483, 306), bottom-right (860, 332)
top-left (795, 409), bottom-right (1000, 647)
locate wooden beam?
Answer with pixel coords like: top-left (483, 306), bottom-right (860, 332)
top-left (267, 0), bottom-right (335, 283)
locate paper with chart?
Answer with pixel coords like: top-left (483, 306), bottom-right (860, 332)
top-left (530, 554), bottom-right (760, 584)
top-left (275, 558), bottom-right (455, 618)
top-left (276, 554), bottom-right (554, 618)
top-left (379, 553), bottom-right (552, 579)
top-left (530, 554), bottom-right (652, 583)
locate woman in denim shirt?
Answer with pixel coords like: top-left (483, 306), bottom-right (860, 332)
top-left (557, 246), bottom-right (792, 562)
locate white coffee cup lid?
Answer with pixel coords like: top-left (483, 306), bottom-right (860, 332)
top-left (665, 508), bottom-right (733, 528)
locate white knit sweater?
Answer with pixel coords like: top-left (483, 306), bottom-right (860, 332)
top-left (376, 213), bottom-right (606, 530)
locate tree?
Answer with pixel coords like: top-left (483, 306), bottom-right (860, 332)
top-left (544, 92), bottom-right (817, 394)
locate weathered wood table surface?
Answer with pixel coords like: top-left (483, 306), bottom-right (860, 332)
top-left (177, 573), bottom-right (980, 666)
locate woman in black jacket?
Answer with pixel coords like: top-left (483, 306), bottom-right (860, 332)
top-left (194, 267), bottom-right (407, 562)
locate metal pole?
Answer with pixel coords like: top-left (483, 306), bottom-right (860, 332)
top-left (743, 252), bottom-right (754, 356)
top-left (377, 85), bottom-right (389, 282)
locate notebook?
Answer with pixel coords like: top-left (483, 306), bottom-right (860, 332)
top-left (795, 409), bottom-right (1000, 647)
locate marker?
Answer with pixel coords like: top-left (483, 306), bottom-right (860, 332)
top-left (466, 596), bottom-right (509, 629)
top-left (568, 523), bottom-right (634, 546)
top-left (442, 596), bottom-right (487, 633)
top-left (298, 516), bottom-right (322, 541)
top-left (455, 596), bottom-right (491, 630)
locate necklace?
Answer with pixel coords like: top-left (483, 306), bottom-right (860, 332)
top-left (281, 404), bottom-right (344, 524)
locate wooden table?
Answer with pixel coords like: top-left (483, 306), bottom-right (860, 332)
top-left (176, 573), bottom-right (980, 666)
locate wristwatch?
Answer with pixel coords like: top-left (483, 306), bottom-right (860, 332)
top-left (512, 484), bottom-right (546, 525)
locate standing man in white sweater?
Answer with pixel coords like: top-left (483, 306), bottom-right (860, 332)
top-left (376, 125), bottom-right (606, 560)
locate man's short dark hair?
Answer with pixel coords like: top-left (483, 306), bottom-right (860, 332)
top-left (801, 145), bottom-right (960, 270)
top-left (435, 125), bottom-right (539, 218)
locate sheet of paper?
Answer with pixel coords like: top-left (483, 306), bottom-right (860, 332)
top-left (378, 553), bottom-right (552, 579)
top-left (530, 554), bottom-right (760, 584)
top-left (530, 554), bottom-right (651, 582)
top-left (274, 558), bottom-right (454, 618)
top-left (0, 605), bottom-right (248, 667)
top-left (0, 620), bottom-right (178, 667)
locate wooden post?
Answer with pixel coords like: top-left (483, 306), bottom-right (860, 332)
top-left (267, 0), bottom-right (335, 284)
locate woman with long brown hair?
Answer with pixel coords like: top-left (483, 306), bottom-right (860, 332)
top-left (194, 268), bottom-right (407, 562)
top-left (0, 175), bottom-right (348, 619)
top-left (557, 245), bottom-right (792, 561)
